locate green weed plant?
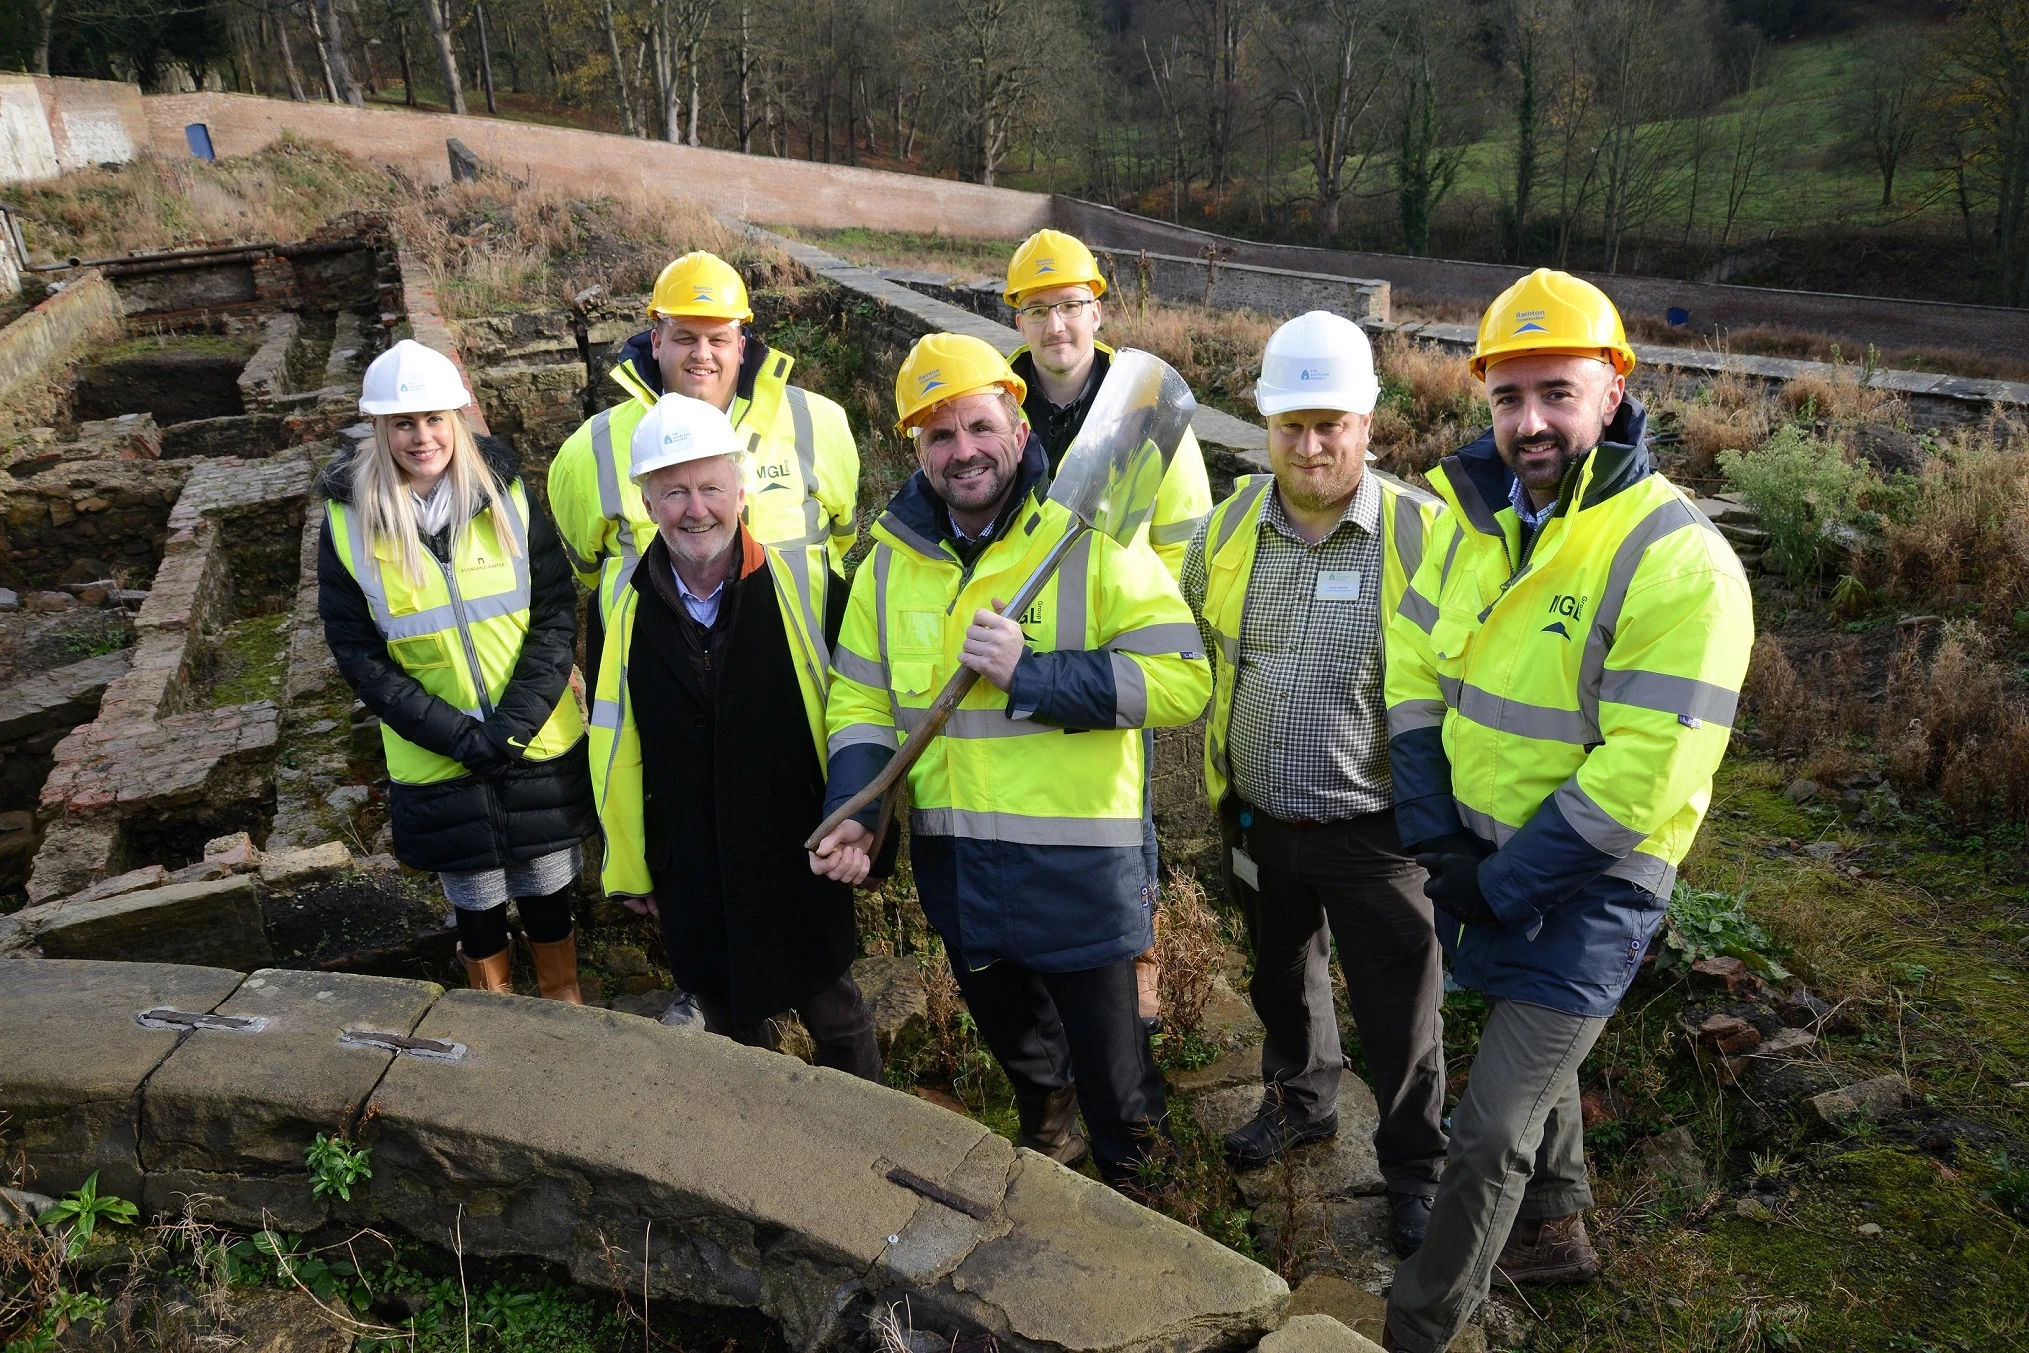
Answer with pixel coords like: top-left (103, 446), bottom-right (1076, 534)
top-left (1720, 427), bottom-right (1873, 586)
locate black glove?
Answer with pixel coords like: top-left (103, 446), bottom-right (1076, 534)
top-left (1412, 832), bottom-right (1493, 861)
top-left (451, 720), bottom-right (513, 776)
top-left (1415, 852), bottom-right (1503, 929)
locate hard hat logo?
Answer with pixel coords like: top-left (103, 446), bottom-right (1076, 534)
top-left (1298, 368), bottom-right (1330, 381)
top-left (1513, 321), bottom-right (1550, 335)
top-left (1036, 259), bottom-right (1057, 272)
top-left (918, 370), bottom-right (946, 395)
top-left (692, 285), bottom-right (715, 302)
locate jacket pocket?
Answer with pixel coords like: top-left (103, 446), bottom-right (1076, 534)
top-left (892, 660), bottom-right (937, 699)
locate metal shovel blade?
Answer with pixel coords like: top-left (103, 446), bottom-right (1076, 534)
top-left (1046, 348), bottom-right (1197, 545)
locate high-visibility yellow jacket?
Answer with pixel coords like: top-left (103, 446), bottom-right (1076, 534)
top-left (823, 437), bottom-right (1211, 972)
top-left (586, 533), bottom-right (832, 898)
top-left (1195, 470), bottom-right (1444, 811)
top-left (1385, 398), bottom-right (1754, 1016)
top-left (548, 330), bottom-right (859, 622)
top-left (1013, 343), bottom-right (1213, 579)
top-left (326, 480), bottom-right (586, 786)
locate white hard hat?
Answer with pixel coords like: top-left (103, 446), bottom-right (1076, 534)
top-left (359, 339), bottom-right (473, 417)
top-left (1254, 311), bottom-right (1379, 417)
top-left (629, 392), bottom-right (741, 483)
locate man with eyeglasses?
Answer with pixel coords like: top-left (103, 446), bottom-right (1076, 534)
top-left (1006, 229), bottom-right (1214, 1036)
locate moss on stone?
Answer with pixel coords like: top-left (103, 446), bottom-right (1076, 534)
top-left (205, 612), bottom-right (290, 709)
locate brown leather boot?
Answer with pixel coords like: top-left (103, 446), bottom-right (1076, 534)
top-left (1015, 1084), bottom-right (1089, 1168)
top-left (525, 932), bottom-right (584, 1004)
top-left (459, 944), bottom-right (513, 993)
top-left (1134, 950), bottom-right (1161, 1031)
top-left (1496, 1212), bottom-right (1601, 1286)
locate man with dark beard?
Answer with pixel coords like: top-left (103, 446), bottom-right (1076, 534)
top-left (1379, 271), bottom-right (1754, 1351)
top-left (1180, 311), bottom-right (1449, 1257)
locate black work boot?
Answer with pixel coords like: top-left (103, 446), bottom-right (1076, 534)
top-left (1388, 1190), bottom-right (1435, 1257)
top-left (1496, 1212), bottom-right (1602, 1285)
top-left (1015, 1084), bottom-right (1089, 1168)
top-left (1222, 1098), bottom-right (1338, 1169)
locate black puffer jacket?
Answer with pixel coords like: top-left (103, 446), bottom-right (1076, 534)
top-left (317, 435), bottom-right (597, 874)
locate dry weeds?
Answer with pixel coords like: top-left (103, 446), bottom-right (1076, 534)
top-left (1875, 417), bottom-right (2029, 623)
top-left (1153, 869), bottom-right (1225, 1041)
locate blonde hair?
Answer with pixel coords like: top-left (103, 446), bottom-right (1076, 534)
top-left (355, 409), bottom-right (521, 584)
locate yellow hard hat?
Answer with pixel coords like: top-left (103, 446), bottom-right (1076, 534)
top-left (894, 332), bottom-right (1027, 432)
top-left (1004, 229), bottom-right (1109, 307)
top-left (1470, 268), bottom-right (1635, 380)
top-left (648, 250), bottom-right (753, 323)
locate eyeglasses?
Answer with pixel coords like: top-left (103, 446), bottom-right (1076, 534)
top-left (1014, 298), bottom-right (1096, 324)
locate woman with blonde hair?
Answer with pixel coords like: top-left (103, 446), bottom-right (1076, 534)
top-left (318, 339), bottom-right (596, 999)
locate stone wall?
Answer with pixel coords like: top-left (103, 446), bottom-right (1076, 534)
top-left (0, 75), bottom-right (146, 183)
top-left (0, 957), bottom-right (1291, 1353)
top-left (1098, 249), bottom-right (1389, 324)
top-left (1049, 196), bottom-right (2029, 365)
top-left (145, 91), bottom-right (1051, 240)
top-left (0, 269), bottom-right (122, 432)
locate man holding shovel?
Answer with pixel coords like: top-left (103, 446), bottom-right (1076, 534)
top-left (809, 333), bottom-right (1210, 1190)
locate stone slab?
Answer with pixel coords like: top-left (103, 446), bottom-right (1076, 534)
top-left (34, 873), bottom-right (273, 970)
top-left (853, 953), bottom-right (929, 1060)
top-left (361, 989), bottom-right (998, 1348)
top-left (1287, 1273), bottom-right (1389, 1347)
top-left (0, 958), bottom-right (244, 1200)
top-left (1259, 1313), bottom-right (1384, 1353)
top-left (1195, 1082), bottom-right (1385, 1207)
top-left (944, 1150), bottom-right (1287, 1353)
top-left (0, 650), bottom-right (132, 743)
top-left (142, 967), bottom-right (441, 1228)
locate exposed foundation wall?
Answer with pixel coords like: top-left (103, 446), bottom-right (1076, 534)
top-left (0, 270), bottom-right (122, 433)
top-left (146, 91), bottom-right (1050, 240)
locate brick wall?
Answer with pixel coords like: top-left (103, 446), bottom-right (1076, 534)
top-left (144, 92), bottom-right (1051, 240)
top-left (0, 75), bottom-right (146, 183)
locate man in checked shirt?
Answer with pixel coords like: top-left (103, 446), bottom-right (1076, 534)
top-left (1181, 311), bottom-right (1449, 1258)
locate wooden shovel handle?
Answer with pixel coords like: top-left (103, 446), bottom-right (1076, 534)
top-left (804, 663), bottom-right (981, 853)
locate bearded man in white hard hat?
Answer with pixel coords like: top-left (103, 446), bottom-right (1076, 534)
top-left (1179, 311), bottom-right (1451, 1257)
top-left (585, 393), bottom-right (882, 1079)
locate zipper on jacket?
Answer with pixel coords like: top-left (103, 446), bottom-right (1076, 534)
top-left (437, 555), bottom-right (496, 720)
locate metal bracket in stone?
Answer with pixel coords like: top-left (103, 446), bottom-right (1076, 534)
top-left (339, 1028), bottom-right (467, 1062)
top-left (886, 1166), bottom-right (991, 1221)
top-left (136, 1007), bottom-right (270, 1034)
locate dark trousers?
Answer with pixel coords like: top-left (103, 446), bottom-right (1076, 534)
top-left (1225, 800), bottom-right (1449, 1196)
top-left (945, 942), bottom-right (1168, 1186)
top-left (694, 973), bottom-right (884, 1084)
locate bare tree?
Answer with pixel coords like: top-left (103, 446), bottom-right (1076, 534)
top-left (420, 0), bottom-right (467, 114)
top-left (1144, 35), bottom-right (1191, 221)
top-left (475, 0), bottom-right (498, 114)
top-left (1843, 49), bottom-right (1930, 207)
top-left (1718, 47), bottom-right (1782, 250)
top-left (1263, 0), bottom-right (1394, 244)
top-left (926, 0), bottom-right (1060, 187)
top-left (603, 0), bottom-right (638, 134)
top-left (269, 0), bottom-right (310, 100)
top-left (1939, 0), bottom-right (2029, 303)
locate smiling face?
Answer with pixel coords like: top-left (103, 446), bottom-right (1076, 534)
top-left (1013, 283), bottom-right (1102, 383)
top-left (384, 411), bottom-right (457, 492)
top-left (652, 316), bottom-right (744, 411)
top-left (915, 390), bottom-right (1025, 522)
top-left (1485, 352), bottom-right (1625, 504)
top-left (1267, 408), bottom-right (1371, 514)
top-left (644, 454), bottom-right (745, 573)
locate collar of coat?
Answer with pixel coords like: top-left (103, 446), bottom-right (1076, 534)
top-left (875, 431), bottom-right (1052, 562)
top-left (1438, 394), bottom-right (1652, 538)
top-left (316, 432), bottom-right (521, 510)
top-left (636, 522), bottom-right (769, 613)
top-left (610, 325), bottom-right (783, 409)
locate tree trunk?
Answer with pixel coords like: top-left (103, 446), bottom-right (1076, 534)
top-left (312, 0), bottom-right (361, 104)
top-left (738, 2), bottom-right (752, 152)
top-left (475, 1), bottom-right (497, 114)
top-left (603, 0), bottom-right (636, 136)
top-left (422, 0), bottom-right (466, 115)
top-left (397, 22), bottom-right (417, 106)
top-left (1510, 47), bottom-right (1536, 262)
top-left (272, 0), bottom-right (307, 100)
top-left (32, 0), bottom-right (54, 75)
top-left (304, 0), bottom-right (342, 103)
top-left (687, 48), bottom-right (701, 145)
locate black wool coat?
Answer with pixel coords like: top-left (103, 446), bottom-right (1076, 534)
top-left (628, 533), bottom-right (870, 1023)
top-left (317, 436), bottom-right (597, 874)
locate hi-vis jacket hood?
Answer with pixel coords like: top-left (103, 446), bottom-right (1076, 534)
top-left (822, 435), bottom-right (1211, 973)
top-left (1384, 395), bottom-right (1754, 1018)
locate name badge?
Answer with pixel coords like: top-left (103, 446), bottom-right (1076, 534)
top-left (1316, 570), bottom-right (1361, 601)
top-left (1231, 847), bottom-right (1260, 889)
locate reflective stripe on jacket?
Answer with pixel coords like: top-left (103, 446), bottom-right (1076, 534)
top-left (326, 480), bottom-right (585, 785)
top-left (1384, 397), bottom-right (1754, 1016)
top-left (1198, 469), bottom-right (1443, 811)
top-left (547, 331), bottom-right (860, 622)
top-left (587, 537), bottom-right (833, 897)
top-left (1012, 342), bottom-right (1213, 580)
top-left (823, 438), bottom-right (1211, 972)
